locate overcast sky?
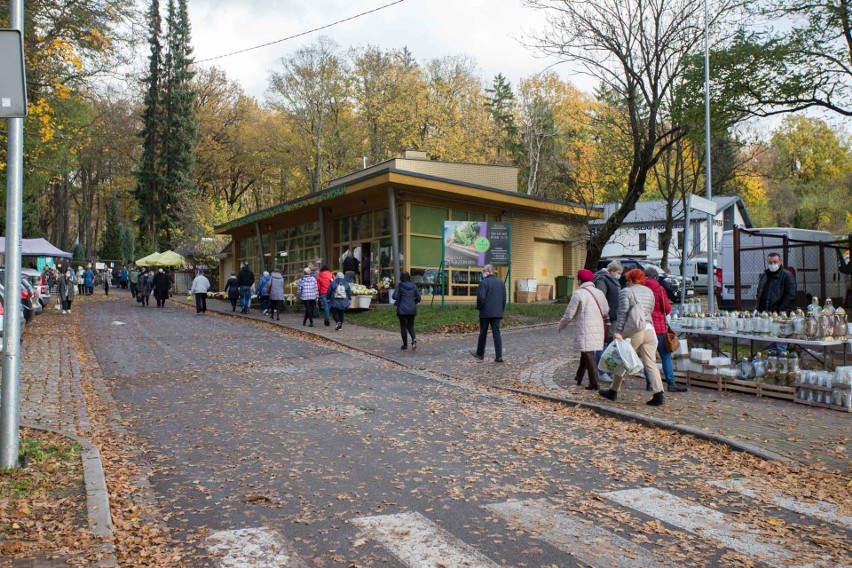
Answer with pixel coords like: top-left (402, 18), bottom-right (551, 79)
top-left (187, 0), bottom-right (595, 101)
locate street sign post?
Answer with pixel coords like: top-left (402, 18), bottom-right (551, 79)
top-left (0, 29), bottom-right (28, 118)
top-left (687, 194), bottom-right (717, 217)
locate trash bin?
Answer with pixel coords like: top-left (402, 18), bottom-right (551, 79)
top-left (556, 275), bottom-right (574, 300)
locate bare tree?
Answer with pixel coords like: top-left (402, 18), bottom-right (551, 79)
top-left (518, 84), bottom-right (559, 195)
top-left (524, 0), bottom-right (741, 269)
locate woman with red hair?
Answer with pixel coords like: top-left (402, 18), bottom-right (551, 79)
top-left (598, 268), bottom-right (666, 406)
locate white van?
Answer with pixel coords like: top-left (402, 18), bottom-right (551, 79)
top-left (718, 227), bottom-right (850, 310)
top-left (668, 257), bottom-right (717, 294)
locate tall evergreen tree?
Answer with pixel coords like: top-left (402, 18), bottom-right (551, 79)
top-left (484, 73), bottom-right (519, 164)
top-left (135, 0), bottom-right (164, 250)
top-left (99, 193), bottom-right (124, 260)
top-left (161, 0), bottom-right (197, 248)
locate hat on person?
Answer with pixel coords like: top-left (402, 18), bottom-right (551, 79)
top-left (336, 272), bottom-right (344, 279)
top-left (304, 267), bottom-right (312, 274)
top-left (577, 269), bottom-right (595, 283)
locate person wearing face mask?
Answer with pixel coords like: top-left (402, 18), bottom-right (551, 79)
top-left (755, 252), bottom-right (796, 313)
top-left (593, 260), bottom-right (623, 380)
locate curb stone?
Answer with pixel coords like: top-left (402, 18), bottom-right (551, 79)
top-left (20, 423), bottom-right (117, 567)
top-left (180, 298), bottom-right (800, 469)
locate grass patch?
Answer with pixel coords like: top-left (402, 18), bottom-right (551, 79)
top-left (0, 428), bottom-right (89, 558)
top-left (345, 302), bottom-right (567, 333)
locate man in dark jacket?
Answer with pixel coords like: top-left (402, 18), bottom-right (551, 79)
top-left (473, 264), bottom-right (507, 362)
top-left (755, 252), bottom-right (796, 312)
top-left (593, 260), bottom-right (622, 379)
top-left (237, 262), bottom-right (255, 314)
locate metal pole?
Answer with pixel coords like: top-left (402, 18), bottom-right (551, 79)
top-left (387, 186), bottom-right (400, 287)
top-left (704, 0), bottom-right (715, 314)
top-left (733, 225), bottom-right (741, 310)
top-left (254, 222), bottom-right (265, 272)
top-left (318, 207), bottom-right (327, 267)
top-left (1, 0), bottom-right (26, 469)
top-left (680, 200), bottom-right (691, 313)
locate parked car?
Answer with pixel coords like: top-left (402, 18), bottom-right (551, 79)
top-left (0, 283), bottom-right (27, 353)
top-left (598, 258), bottom-right (695, 302)
top-left (22, 267), bottom-right (50, 309)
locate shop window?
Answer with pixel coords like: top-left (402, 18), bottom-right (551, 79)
top-left (410, 236), bottom-right (442, 266)
top-left (677, 230), bottom-right (684, 250)
top-left (374, 209), bottom-right (390, 236)
top-left (639, 233), bottom-right (647, 251)
top-left (410, 204), bottom-right (447, 235)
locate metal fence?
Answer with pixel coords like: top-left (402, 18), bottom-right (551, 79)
top-left (728, 226), bottom-right (851, 310)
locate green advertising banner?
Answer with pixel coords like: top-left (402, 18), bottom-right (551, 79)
top-left (442, 221), bottom-right (510, 267)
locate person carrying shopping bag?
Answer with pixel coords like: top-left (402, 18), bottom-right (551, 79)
top-left (392, 271), bottom-right (421, 350)
top-left (598, 269), bottom-right (667, 406)
top-left (558, 269), bottom-right (609, 390)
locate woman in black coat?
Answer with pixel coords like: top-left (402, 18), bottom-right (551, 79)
top-left (152, 268), bottom-right (170, 308)
top-left (391, 272), bottom-right (421, 350)
top-left (225, 272), bottom-right (239, 311)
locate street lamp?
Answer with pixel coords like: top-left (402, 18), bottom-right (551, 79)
top-left (704, 0), bottom-right (715, 313)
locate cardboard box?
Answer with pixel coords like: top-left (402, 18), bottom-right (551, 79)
top-left (516, 290), bottom-right (536, 303)
top-left (535, 284), bottom-right (553, 301)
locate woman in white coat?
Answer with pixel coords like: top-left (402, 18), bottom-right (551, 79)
top-left (558, 269), bottom-right (610, 389)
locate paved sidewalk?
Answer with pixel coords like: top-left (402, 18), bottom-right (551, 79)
top-left (180, 296), bottom-right (851, 476)
top-left (6, 300), bottom-right (112, 567)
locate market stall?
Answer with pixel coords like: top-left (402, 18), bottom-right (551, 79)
top-left (670, 299), bottom-right (851, 412)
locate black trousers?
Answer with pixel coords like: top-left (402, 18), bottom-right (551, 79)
top-left (476, 317), bottom-right (503, 359)
top-left (269, 299), bottom-right (282, 319)
top-left (575, 351), bottom-right (599, 387)
top-left (303, 299), bottom-right (317, 324)
top-left (196, 293), bottom-right (207, 313)
top-left (398, 314), bottom-right (416, 345)
top-left (331, 308), bottom-right (345, 325)
top-left (230, 297), bottom-right (238, 311)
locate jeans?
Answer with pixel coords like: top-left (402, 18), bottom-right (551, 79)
top-left (321, 296), bottom-right (331, 321)
top-left (239, 286), bottom-right (252, 311)
top-left (195, 293), bottom-right (207, 313)
top-left (399, 314), bottom-right (416, 345)
top-left (643, 332), bottom-right (674, 385)
top-left (476, 317), bottom-right (503, 359)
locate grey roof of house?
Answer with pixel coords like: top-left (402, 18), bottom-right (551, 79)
top-left (590, 196), bottom-right (751, 226)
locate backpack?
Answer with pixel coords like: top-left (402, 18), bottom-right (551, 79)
top-left (334, 281), bottom-right (348, 300)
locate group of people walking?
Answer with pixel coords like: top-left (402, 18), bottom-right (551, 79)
top-left (559, 261), bottom-right (688, 408)
top-left (126, 265), bottom-right (172, 308)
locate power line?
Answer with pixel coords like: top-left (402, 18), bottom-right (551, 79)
top-left (196, 0), bottom-right (407, 64)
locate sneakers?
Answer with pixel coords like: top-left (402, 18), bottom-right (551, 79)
top-left (411, 338), bottom-right (417, 350)
top-left (494, 357), bottom-right (504, 363)
top-left (335, 322), bottom-right (342, 331)
top-left (324, 319), bottom-right (330, 327)
top-left (470, 351), bottom-right (484, 360)
top-left (401, 344), bottom-right (408, 350)
top-left (666, 382), bottom-right (688, 392)
top-left (62, 310), bottom-right (67, 314)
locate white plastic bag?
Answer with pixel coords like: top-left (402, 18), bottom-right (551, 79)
top-left (597, 341), bottom-right (623, 373)
top-left (615, 338), bottom-right (643, 375)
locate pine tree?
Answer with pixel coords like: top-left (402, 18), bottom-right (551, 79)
top-left (135, 0), bottom-right (164, 250)
top-left (99, 193), bottom-right (124, 261)
top-left (160, 0), bottom-right (197, 248)
top-left (485, 74), bottom-right (519, 164)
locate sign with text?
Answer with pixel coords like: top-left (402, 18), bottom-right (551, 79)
top-left (0, 30), bottom-right (27, 118)
top-left (443, 221), bottom-right (510, 267)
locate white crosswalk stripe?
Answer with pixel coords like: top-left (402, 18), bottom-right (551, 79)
top-left (485, 499), bottom-right (673, 568)
top-left (602, 487), bottom-right (822, 568)
top-left (205, 527), bottom-right (306, 567)
top-left (351, 511), bottom-right (498, 568)
top-left (709, 478), bottom-right (852, 530)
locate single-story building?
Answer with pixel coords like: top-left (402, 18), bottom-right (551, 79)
top-left (590, 196), bottom-right (753, 263)
top-left (215, 151), bottom-right (599, 301)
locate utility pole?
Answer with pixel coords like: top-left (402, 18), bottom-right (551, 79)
top-left (704, 0), bottom-right (715, 313)
top-left (0, 0), bottom-right (28, 469)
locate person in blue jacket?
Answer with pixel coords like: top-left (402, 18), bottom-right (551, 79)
top-left (256, 271), bottom-right (271, 315)
top-left (326, 272), bottom-right (351, 331)
top-left (392, 271), bottom-right (421, 350)
top-left (472, 264), bottom-right (506, 362)
top-left (83, 266), bottom-right (95, 296)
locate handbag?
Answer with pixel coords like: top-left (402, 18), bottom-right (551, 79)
top-left (663, 325), bottom-right (680, 353)
top-left (621, 288), bottom-right (647, 338)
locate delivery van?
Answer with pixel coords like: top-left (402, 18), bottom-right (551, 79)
top-left (668, 257), bottom-right (719, 294)
top-left (718, 227), bottom-right (850, 310)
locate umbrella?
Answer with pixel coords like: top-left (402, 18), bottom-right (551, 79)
top-left (154, 250), bottom-right (188, 267)
top-left (135, 252), bottom-right (162, 267)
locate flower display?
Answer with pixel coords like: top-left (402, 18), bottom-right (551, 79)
top-left (350, 284), bottom-right (378, 297)
top-left (380, 276), bottom-right (393, 289)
